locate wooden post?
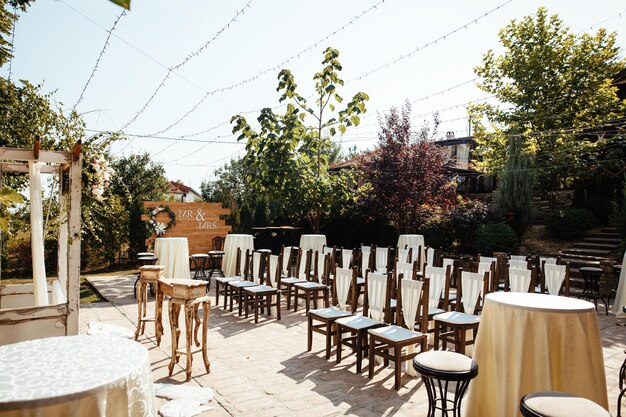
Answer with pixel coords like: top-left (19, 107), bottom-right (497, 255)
top-left (65, 143), bottom-right (82, 335)
top-left (57, 165), bottom-right (68, 301)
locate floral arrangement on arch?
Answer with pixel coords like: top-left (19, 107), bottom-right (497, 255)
top-left (88, 155), bottom-right (113, 201)
top-left (145, 205), bottom-right (176, 237)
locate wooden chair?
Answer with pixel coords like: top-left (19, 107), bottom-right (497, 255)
top-left (280, 245), bottom-right (296, 278)
top-left (543, 263), bottom-right (570, 296)
top-left (506, 267), bottom-right (533, 293)
top-left (226, 251), bottom-right (263, 315)
top-left (340, 248), bottom-right (355, 268)
top-left (293, 251), bottom-right (331, 313)
top-left (212, 236), bottom-right (225, 251)
top-left (390, 260), bottom-right (419, 324)
top-left (243, 254), bottom-right (282, 323)
top-left (277, 248), bottom-right (310, 310)
top-left (476, 260), bottom-right (496, 296)
top-left (479, 255), bottom-right (500, 292)
top-left (396, 247), bottom-right (411, 264)
top-left (350, 245), bottom-right (372, 311)
top-left (368, 275), bottom-right (430, 390)
top-left (306, 265), bottom-right (356, 359)
top-left (214, 248), bottom-right (246, 308)
top-left (424, 265), bottom-right (452, 320)
top-left (373, 246), bottom-right (393, 274)
top-left (335, 271), bottom-right (392, 373)
top-left (433, 270), bottom-right (488, 355)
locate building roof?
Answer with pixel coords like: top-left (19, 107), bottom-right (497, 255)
top-left (167, 181), bottom-right (201, 197)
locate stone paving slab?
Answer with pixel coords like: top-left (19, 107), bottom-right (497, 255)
top-left (83, 273), bottom-right (625, 416)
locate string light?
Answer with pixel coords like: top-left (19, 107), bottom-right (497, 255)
top-left (6, 5), bottom-right (17, 83)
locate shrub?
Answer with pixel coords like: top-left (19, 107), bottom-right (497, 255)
top-left (585, 196), bottom-right (615, 225)
top-left (473, 223), bottom-right (519, 255)
top-left (420, 215), bottom-right (453, 250)
top-left (545, 207), bottom-right (594, 239)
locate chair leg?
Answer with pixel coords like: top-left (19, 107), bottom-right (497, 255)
top-left (307, 315), bottom-right (313, 352)
top-left (336, 327), bottom-right (343, 364)
top-left (394, 345), bottom-right (401, 390)
top-left (356, 330), bottom-right (363, 373)
top-left (201, 301), bottom-right (210, 373)
top-left (368, 337), bottom-right (375, 379)
top-left (254, 295), bottom-right (260, 324)
top-left (276, 293), bottom-right (281, 320)
top-left (325, 321), bottom-right (332, 359)
top-left (434, 322), bottom-right (440, 350)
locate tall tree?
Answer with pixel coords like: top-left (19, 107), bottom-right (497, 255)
top-left (469, 7), bottom-right (626, 197)
top-left (358, 104), bottom-right (456, 233)
top-left (231, 47), bottom-right (368, 233)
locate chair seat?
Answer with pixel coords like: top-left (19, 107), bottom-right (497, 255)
top-left (228, 280), bottom-right (258, 288)
top-left (308, 306), bottom-right (353, 320)
top-left (521, 391), bottom-right (611, 417)
top-left (208, 250), bottom-right (225, 255)
top-left (369, 325), bottom-right (424, 342)
top-left (214, 276), bottom-right (239, 284)
top-left (281, 277), bottom-right (307, 285)
top-left (356, 277), bottom-right (365, 285)
top-left (433, 311), bottom-right (480, 325)
top-left (190, 253), bottom-right (210, 258)
top-left (428, 307), bottom-right (445, 316)
top-left (294, 282), bottom-right (327, 290)
top-left (413, 350), bottom-right (476, 374)
top-left (336, 315), bottom-right (380, 330)
top-left (244, 285), bottom-right (278, 294)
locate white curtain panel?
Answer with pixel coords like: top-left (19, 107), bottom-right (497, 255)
top-left (425, 266), bottom-right (446, 309)
top-left (509, 260), bottom-right (528, 270)
top-left (375, 247), bottom-right (388, 273)
top-left (282, 247), bottom-right (292, 276)
top-left (341, 249), bottom-right (353, 268)
top-left (461, 271), bottom-right (484, 314)
top-left (544, 263), bottom-right (566, 296)
top-left (509, 268), bottom-right (532, 292)
top-left (395, 262), bottom-right (414, 281)
top-left (29, 161), bottom-right (48, 307)
top-left (401, 278), bottom-right (423, 377)
top-left (510, 255), bottom-right (527, 262)
top-left (252, 252), bottom-right (263, 284)
top-left (335, 267), bottom-right (352, 311)
top-left (367, 272), bottom-right (387, 322)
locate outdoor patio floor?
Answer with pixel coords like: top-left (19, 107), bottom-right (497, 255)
top-left (82, 273), bottom-right (626, 416)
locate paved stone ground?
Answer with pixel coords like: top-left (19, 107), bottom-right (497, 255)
top-left (83, 274), bottom-right (625, 416)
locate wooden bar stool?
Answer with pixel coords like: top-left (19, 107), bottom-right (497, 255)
top-left (159, 279), bottom-right (211, 382)
top-left (134, 265), bottom-right (164, 342)
top-left (520, 392), bottom-right (610, 417)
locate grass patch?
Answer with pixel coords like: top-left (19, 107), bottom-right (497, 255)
top-left (0, 277), bottom-right (104, 304)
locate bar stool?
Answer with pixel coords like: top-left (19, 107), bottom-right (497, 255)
top-left (207, 250), bottom-right (225, 281)
top-left (160, 279), bottom-right (211, 382)
top-left (190, 253), bottom-right (210, 279)
top-left (134, 254), bottom-right (158, 298)
top-left (412, 350), bottom-right (478, 417)
top-left (579, 266), bottom-right (609, 314)
top-left (520, 391), bottom-right (610, 417)
top-left (134, 265), bottom-right (164, 342)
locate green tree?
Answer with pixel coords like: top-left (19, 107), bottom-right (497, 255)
top-left (469, 8), bottom-right (625, 198)
top-left (231, 47), bottom-right (368, 233)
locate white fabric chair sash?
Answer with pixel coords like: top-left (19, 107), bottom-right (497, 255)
top-left (268, 255), bottom-right (279, 287)
top-left (361, 246), bottom-right (371, 276)
top-left (375, 247), bottom-right (388, 273)
top-left (478, 261), bottom-right (493, 296)
top-left (408, 246), bottom-right (420, 263)
top-left (480, 256), bottom-right (498, 264)
top-left (367, 272), bottom-right (388, 322)
top-left (252, 252), bottom-right (263, 284)
top-left (401, 278), bottom-right (424, 376)
top-left (426, 247), bottom-right (435, 267)
top-left (341, 249), bottom-right (353, 268)
top-left (238, 249), bottom-right (248, 279)
top-left (510, 255), bottom-right (526, 262)
top-left (539, 257), bottom-right (557, 271)
top-left (425, 266), bottom-right (446, 309)
top-left (544, 263), bottom-right (566, 296)
top-left (397, 248), bottom-right (410, 264)
top-left (316, 250), bottom-right (326, 279)
top-left (509, 260), bottom-right (528, 270)
top-left (509, 268), bottom-right (532, 292)
top-left (395, 261), bottom-right (414, 281)
top-left (335, 267), bottom-right (352, 311)
top-left (441, 258), bottom-right (455, 276)
top-left (282, 247), bottom-right (292, 276)
top-left (298, 250), bottom-right (309, 278)
top-left (461, 271), bottom-right (484, 314)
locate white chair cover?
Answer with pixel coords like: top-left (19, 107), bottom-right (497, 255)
top-left (408, 246), bottom-right (420, 263)
top-left (298, 250), bottom-right (309, 278)
top-left (238, 249), bottom-right (248, 279)
top-left (395, 261), bottom-right (414, 281)
top-left (425, 266), bottom-right (446, 310)
top-left (544, 263), bottom-right (566, 296)
top-left (509, 268), bottom-right (532, 292)
top-left (477, 261), bottom-right (493, 296)
top-left (426, 247), bottom-right (435, 267)
top-left (461, 271), bottom-right (484, 315)
top-left (335, 267), bottom-right (352, 311)
top-left (510, 255), bottom-right (526, 262)
top-left (360, 246), bottom-right (371, 276)
top-left (397, 248), bottom-right (410, 264)
top-left (401, 278), bottom-right (424, 376)
top-left (509, 260), bottom-right (528, 270)
top-left (315, 251), bottom-right (326, 279)
top-left (268, 255), bottom-right (279, 287)
top-left (367, 272), bottom-right (388, 322)
top-left (341, 249), bottom-right (353, 268)
top-left (375, 247), bottom-right (388, 273)
top-left (251, 252), bottom-right (263, 284)
top-left (281, 247), bottom-right (292, 276)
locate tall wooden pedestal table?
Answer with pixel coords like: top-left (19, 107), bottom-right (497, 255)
top-left (0, 335), bottom-right (155, 417)
top-left (158, 278), bottom-right (211, 382)
top-left (465, 292), bottom-right (608, 417)
top-left (222, 234), bottom-right (254, 277)
top-left (154, 237), bottom-right (191, 279)
top-left (135, 265), bottom-right (164, 343)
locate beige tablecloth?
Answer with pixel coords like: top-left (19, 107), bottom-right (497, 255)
top-left (465, 292), bottom-right (608, 417)
top-left (610, 251), bottom-right (626, 317)
top-left (299, 234), bottom-right (327, 254)
top-left (0, 335), bottom-right (155, 417)
top-left (222, 234), bottom-right (254, 277)
top-left (154, 237), bottom-right (190, 279)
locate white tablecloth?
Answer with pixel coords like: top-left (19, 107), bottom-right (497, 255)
top-left (465, 292), bottom-right (607, 417)
top-left (299, 234), bottom-right (327, 254)
top-left (222, 234), bottom-right (254, 277)
top-left (610, 251), bottom-right (626, 317)
top-left (0, 335), bottom-right (155, 417)
top-left (154, 237), bottom-right (190, 279)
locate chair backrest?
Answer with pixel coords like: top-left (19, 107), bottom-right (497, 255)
top-left (341, 248), bottom-right (354, 268)
top-left (544, 263), bottom-right (567, 296)
top-left (266, 254), bottom-right (280, 287)
top-left (539, 257), bottom-right (557, 271)
top-left (375, 247), bottom-right (389, 273)
top-left (395, 261), bottom-right (416, 281)
top-left (364, 271), bottom-right (392, 323)
top-left (238, 248), bottom-right (250, 279)
top-left (360, 245), bottom-right (372, 277)
top-left (251, 252), bottom-right (264, 284)
top-left (397, 276), bottom-right (429, 335)
top-left (425, 265), bottom-right (449, 311)
top-left (509, 260), bottom-right (529, 270)
top-left (396, 248), bottom-right (410, 263)
top-left (508, 268), bottom-right (532, 292)
top-left (510, 255), bottom-right (526, 262)
top-left (407, 245), bottom-right (421, 264)
top-left (212, 236), bottom-right (225, 251)
top-left (334, 266), bottom-right (355, 311)
top-left (281, 246), bottom-right (293, 277)
top-left (459, 271), bottom-right (486, 315)
top-left (426, 247), bottom-right (436, 268)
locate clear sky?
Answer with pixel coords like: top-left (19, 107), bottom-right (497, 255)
top-left (5, 0), bottom-right (625, 191)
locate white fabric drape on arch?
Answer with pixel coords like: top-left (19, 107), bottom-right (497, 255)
top-left (29, 161), bottom-right (48, 306)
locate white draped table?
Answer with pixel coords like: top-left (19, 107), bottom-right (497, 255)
top-left (610, 251), bottom-right (626, 318)
top-left (465, 292), bottom-right (608, 417)
top-left (222, 234), bottom-right (254, 277)
top-left (299, 234), bottom-right (327, 254)
top-left (154, 237), bottom-right (190, 279)
top-left (0, 335), bottom-right (155, 417)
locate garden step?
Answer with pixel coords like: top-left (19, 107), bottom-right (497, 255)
top-left (593, 232), bottom-right (621, 240)
top-left (572, 242), bottom-right (620, 250)
top-left (601, 227), bottom-right (619, 233)
top-left (583, 237), bottom-right (622, 245)
top-left (559, 248), bottom-right (613, 257)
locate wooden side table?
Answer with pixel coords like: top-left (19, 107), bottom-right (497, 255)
top-left (157, 278), bottom-right (211, 381)
top-left (135, 265), bottom-right (164, 341)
